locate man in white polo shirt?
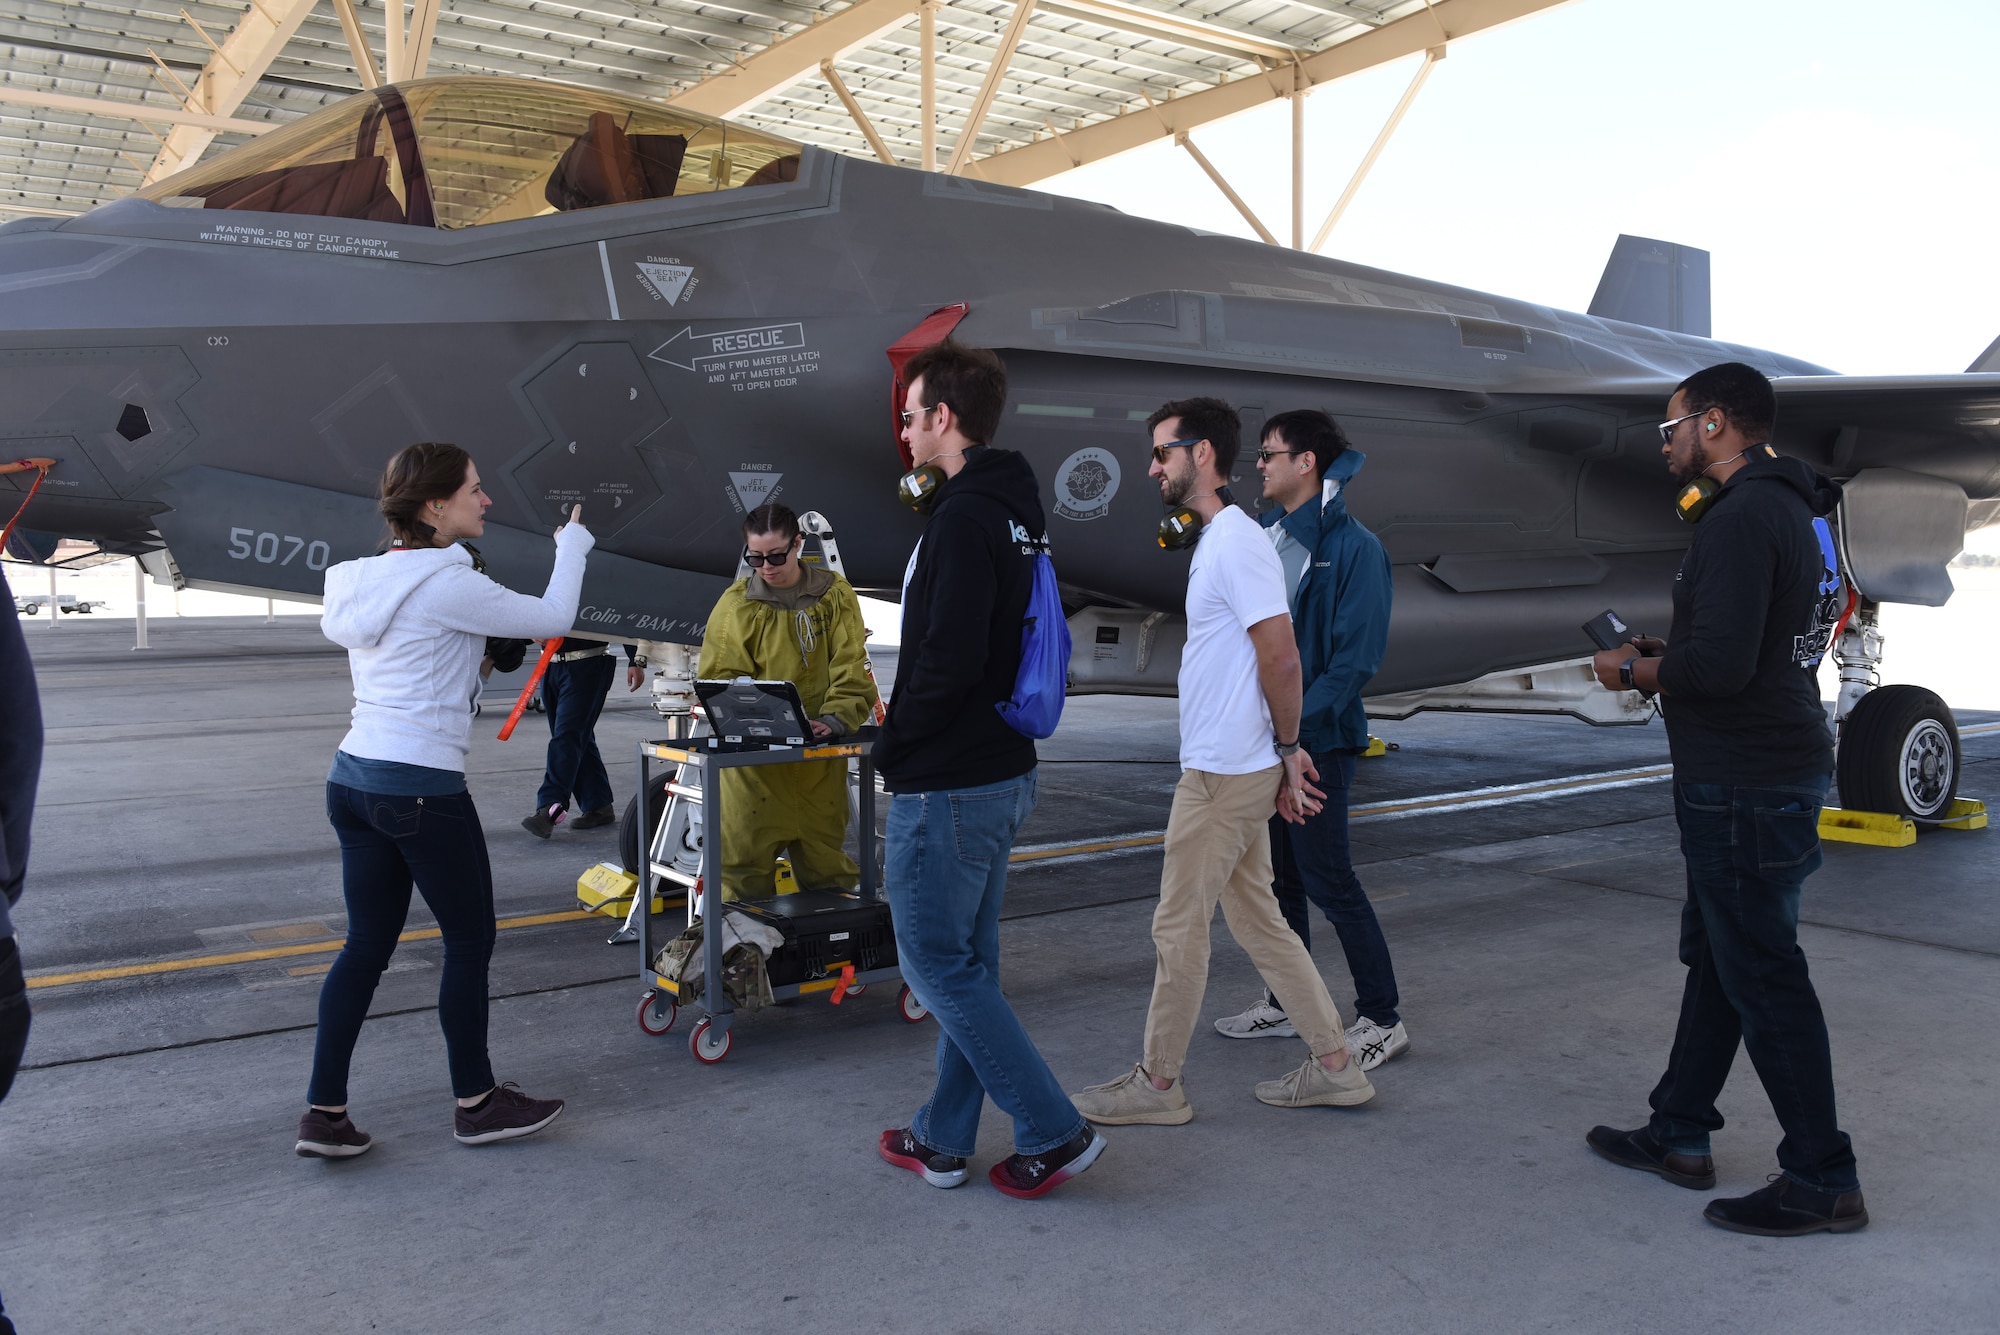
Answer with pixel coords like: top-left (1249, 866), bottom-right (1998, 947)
top-left (1071, 397), bottom-right (1375, 1124)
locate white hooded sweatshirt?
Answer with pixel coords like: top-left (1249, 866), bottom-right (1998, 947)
top-left (320, 525), bottom-right (594, 772)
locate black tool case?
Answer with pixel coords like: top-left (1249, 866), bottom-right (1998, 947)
top-left (733, 889), bottom-right (898, 987)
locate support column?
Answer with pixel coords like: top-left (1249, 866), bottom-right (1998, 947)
top-left (1291, 65), bottom-right (1304, 250)
top-left (920, 0), bottom-right (938, 171)
top-left (47, 565), bottom-right (58, 628)
top-left (266, 597), bottom-right (276, 624)
top-left (134, 558), bottom-right (149, 650)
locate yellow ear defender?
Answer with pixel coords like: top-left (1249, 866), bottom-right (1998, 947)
top-left (1157, 486), bottom-right (1235, 549)
top-left (1673, 445), bottom-right (1774, 523)
top-left (896, 463), bottom-right (946, 514)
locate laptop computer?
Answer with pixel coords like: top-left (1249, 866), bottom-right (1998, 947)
top-left (695, 677), bottom-right (814, 747)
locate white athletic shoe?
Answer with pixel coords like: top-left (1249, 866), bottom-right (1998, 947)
top-left (1345, 1017), bottom-right (1410, 1071)
top-left (1214, 997), bottom-right (1297, 1040)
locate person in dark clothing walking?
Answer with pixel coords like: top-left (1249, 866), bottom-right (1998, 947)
top-left (873, 339), bottom-right (1105, 1200)
top-left (521, 637), bottom-right (640, 838)
top-left (1212, 409), bottom-right (1406, 1070)
top-left (1586, 361), bottom-right (1864, 1237)
top-left (0, 564), bottom-right (42, 1335)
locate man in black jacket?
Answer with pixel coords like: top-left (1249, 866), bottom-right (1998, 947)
top-left (873, 339), bottom-right (1104, 1200)
top-left (0, 564), bottom-right (42, 1335)
top-left (1586, 362), bottom-right (1864, 1236)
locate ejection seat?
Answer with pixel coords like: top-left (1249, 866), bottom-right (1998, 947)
top-left (545, 111), bottom-right (688, 211)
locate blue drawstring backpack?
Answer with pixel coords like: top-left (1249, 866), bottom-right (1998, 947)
top-left (997, 537), bottom-right (1070, 739)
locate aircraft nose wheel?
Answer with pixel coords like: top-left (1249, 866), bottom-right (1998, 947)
top-left (1837, 684), bottom-right (1960, 820)
top-left (636, 989), bottom-right (678, 1035)
top-left (898, 984), bottom-right (929, 1024)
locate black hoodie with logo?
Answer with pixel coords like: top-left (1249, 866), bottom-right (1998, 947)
top-left (875, 446), bottom-right (1044, 794)
top-left (1655, 452), bottom-right (1842, 786)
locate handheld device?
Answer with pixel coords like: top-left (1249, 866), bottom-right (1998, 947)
top-left (1582, 609), bottom-right (1638, 652)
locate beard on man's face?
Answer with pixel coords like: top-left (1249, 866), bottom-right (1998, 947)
top-left (1159, 457), bottom-right (1197, 508)
top-left (1669, 437), bottom-right (1712, 485)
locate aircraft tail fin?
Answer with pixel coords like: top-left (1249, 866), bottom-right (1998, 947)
top-left (1967, 333), bottom-right (2000, 373)
top-left (1587, 234), bottom-right (1711, 338)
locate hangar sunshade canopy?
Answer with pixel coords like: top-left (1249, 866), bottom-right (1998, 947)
top-left (1, 0), bottom-right (1563, 235)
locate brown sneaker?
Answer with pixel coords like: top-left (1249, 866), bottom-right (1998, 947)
top-left (569, 805), bottom-right (617, 830)
top-left (295, 1109), bottom-right (373, 1159)
top-left (453, 1083), bottom-right (564, 1145)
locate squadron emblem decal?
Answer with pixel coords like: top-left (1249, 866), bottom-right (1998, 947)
top-left (1053, 447), bottom-right (1120, 522)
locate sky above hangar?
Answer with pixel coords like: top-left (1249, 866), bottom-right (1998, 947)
top-left (1036, 0), bottom-right (2000, 379)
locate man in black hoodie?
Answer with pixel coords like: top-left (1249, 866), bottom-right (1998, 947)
top-left (1586, 362), bottom-right (1864, 1237)
top-left (872, 339), bottom-right (1104, 1201)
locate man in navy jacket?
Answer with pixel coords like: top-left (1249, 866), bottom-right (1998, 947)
top-left (0, 563), bottom-right (42, 1335)
top-left (1212, 409), bottom-right (1406, 1070)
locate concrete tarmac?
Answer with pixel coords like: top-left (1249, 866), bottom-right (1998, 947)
top-left (4, 616), bottom-right (1998, 1332)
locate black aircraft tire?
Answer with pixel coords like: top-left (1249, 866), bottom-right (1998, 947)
top-left (1837, 685), bottom-right (1960, 820)
top-left (618, 770), bottom-right (673, 876)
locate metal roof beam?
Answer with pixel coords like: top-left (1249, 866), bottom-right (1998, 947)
top-left (1276, 0), bottom-right (1390, 23)
top-left (970, 0), bottom-right (1569, 186)
top-left (0, 84), bottom-right (274, 136)
top-left (142, 0), bottom-right (319, 183)
top-left (1040, 0), bottom-right (1306, 61)
top-left (667, 0), bottom-right (925, 120)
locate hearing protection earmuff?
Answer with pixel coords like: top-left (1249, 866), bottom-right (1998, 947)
top-left (1673, 444), bottom-right (1774, 523)
top-left (1158, 486), bottom-right (1235, 550)
top-left (896, 464), bottom-right (946, 514)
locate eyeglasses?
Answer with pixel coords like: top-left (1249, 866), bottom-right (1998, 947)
top-left (1254, 448), bottom-right (1301, 464)
top-left (1656, 410), bottom-right (1709, 446)
top-left (743, 546), bottom-right (793, 568)
top-left (898, 405), bottom-right (939, 426)
top-left (1150, 438), bottom-right (1203, 465)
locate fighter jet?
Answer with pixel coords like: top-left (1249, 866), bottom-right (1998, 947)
top-left (3, 74), bottom-right (1995, 818)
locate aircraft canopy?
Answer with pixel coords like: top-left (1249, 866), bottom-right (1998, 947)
top-left (134, 77), bottom-right (803, 230)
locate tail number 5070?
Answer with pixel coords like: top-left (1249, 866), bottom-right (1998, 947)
top-left (229, 527), bottom-right (331, 570)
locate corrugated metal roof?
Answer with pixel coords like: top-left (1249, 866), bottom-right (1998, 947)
top-left (0, 0), bottom-right (1427, 219)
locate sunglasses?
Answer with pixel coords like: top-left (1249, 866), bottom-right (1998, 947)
top-left (1149, 438), bottom-right (1203, 465)
top-left (743, 546), bottom-right (793, 568)
top-left (898, 405), bottom-right (939, 426)
top-left (1656, 410), bottom-right (1709, 446)
top-left (1254, 448), bottom-right (1302, 464)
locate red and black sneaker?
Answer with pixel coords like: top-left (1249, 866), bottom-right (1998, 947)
top-left (878, 1128), bottom-right (968, 1189)
top-left (989, 1126), bottom-right (1106, 1199)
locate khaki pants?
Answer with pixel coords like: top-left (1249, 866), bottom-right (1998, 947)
top-left (1142, 766), bottom-right (1346, 1081)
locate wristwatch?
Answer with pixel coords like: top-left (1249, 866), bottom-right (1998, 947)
top-left (1618, 657), bottom-right (1639, 689)
top-left (1273, 736), bottom-right (1301, 758)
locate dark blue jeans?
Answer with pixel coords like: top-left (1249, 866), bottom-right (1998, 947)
top-left (311, 784), bottom-right (498, 1104)
top-left (0, 939), bottom-right (21, 1335)
top-left (1266, 752), bottom-right (1400, 1026)
top-left (536, 653), bottom-right (616, 814)
top-left (886, 770), bottom-right (1085, 1159)
top-left (1647, 778), bottom-right (1860, 1194)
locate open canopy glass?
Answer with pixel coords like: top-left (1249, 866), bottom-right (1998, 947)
top-left (136, 76), bottom-right (805, 230)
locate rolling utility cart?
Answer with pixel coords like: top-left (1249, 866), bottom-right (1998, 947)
top-left (631, 733), bottom-right (928, 1064)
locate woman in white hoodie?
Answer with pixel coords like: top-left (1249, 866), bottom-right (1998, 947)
top-left (296, 442), bottom-right (593, 1159)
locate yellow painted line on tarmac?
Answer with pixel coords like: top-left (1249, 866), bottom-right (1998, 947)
top-left (25, 909), bottom-right (594, 990)
top-left (1008, 833), bottom-right (1166, 863)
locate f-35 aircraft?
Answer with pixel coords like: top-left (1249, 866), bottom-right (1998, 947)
top-left (4, 75), bottom-right (1996, 817)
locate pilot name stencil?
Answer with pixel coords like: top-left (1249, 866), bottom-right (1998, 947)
top-left (648, 323), bottom-right (819, 393)
top-left (1053, 447), bottom-right (1121, 521)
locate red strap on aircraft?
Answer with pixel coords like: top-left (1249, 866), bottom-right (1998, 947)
top-left (886, 303), bottom-right (970, 468)
top-left (0, 457), bottom-right (56, 557)
top-left (498, 637), bottom-right (564, 740)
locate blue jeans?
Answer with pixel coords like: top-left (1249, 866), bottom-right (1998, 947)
top-left (885, 770), bottom-right (1084, 1158)
top-left (1266, 752), bottom-right (1401, 1026)
top-left (1647, 778), bottom-right (1860, 1194)
top-left (536, 653), bottom-right (616, 814)
top-left (312, 784), bottom-right (498, 1103)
